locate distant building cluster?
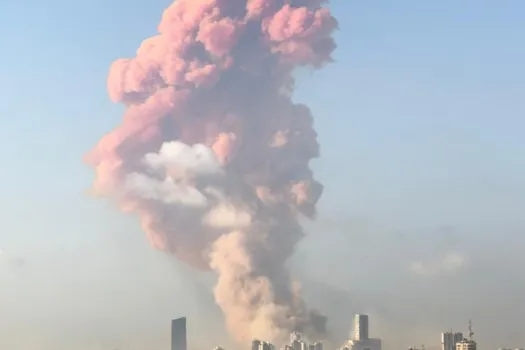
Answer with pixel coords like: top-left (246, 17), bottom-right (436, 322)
top-left (251, 339), bottom-right (275, 350)
top-left (250, 332), bottom-right (324, 350)
top-left (233, 313), bottom-right (379, 350)
top-left (169, 314), bottom-right (522, 350)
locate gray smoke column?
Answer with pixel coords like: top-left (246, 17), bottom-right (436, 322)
top-left (85, 0), bottom-right (337, 344)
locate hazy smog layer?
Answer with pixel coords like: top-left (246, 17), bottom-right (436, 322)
top-left (85, 0), bottom-right (338, 344)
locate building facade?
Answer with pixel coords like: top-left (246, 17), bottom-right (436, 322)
top-left (354, 314), bottom-right (369, 341)
top-left (171, 317), bottom-right (187, 350)
top-left (442, 332), bottom-right (464, 350)
top-left (456, 340), bottom-right (476, 350)
top-left (339, 314), bottom-right (381, 350)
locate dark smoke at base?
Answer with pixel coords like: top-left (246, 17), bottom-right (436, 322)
top-left (85, 0), bottom-right (337, 344)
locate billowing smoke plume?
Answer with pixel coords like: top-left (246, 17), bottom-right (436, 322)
top-left (85, 0), bottom-right (337, 344)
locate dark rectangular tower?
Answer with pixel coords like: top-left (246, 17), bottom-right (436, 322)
top-left (171, 317), bottom-right (187, 350)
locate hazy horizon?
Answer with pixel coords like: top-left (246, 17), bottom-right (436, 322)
top-left (1, 0), bottom-right (524, 349)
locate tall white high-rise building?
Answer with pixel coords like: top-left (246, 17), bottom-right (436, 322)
top-left (353, 314), bottom-right (369, 341)
top-left (442, 331), bottom-right (463, 350)
top-left (340, 314), bottom-right (380, 350)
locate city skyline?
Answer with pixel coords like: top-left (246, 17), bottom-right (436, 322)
top-left (175, 314), bottom-right (522, 350)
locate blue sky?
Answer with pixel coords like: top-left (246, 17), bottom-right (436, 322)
top-left (0, 1), bottom-right (524, 349)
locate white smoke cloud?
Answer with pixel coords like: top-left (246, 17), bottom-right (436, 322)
top-left (203, 202), bottom-right (253, 229)
top-left (143, 141), bottom-right (223, 176)
top-left (125, 141), bottom-right (223, 206)
top-left (409, 251), bottom-right (466, 277)
top-left (126, 173), bottom-right (209, 207)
